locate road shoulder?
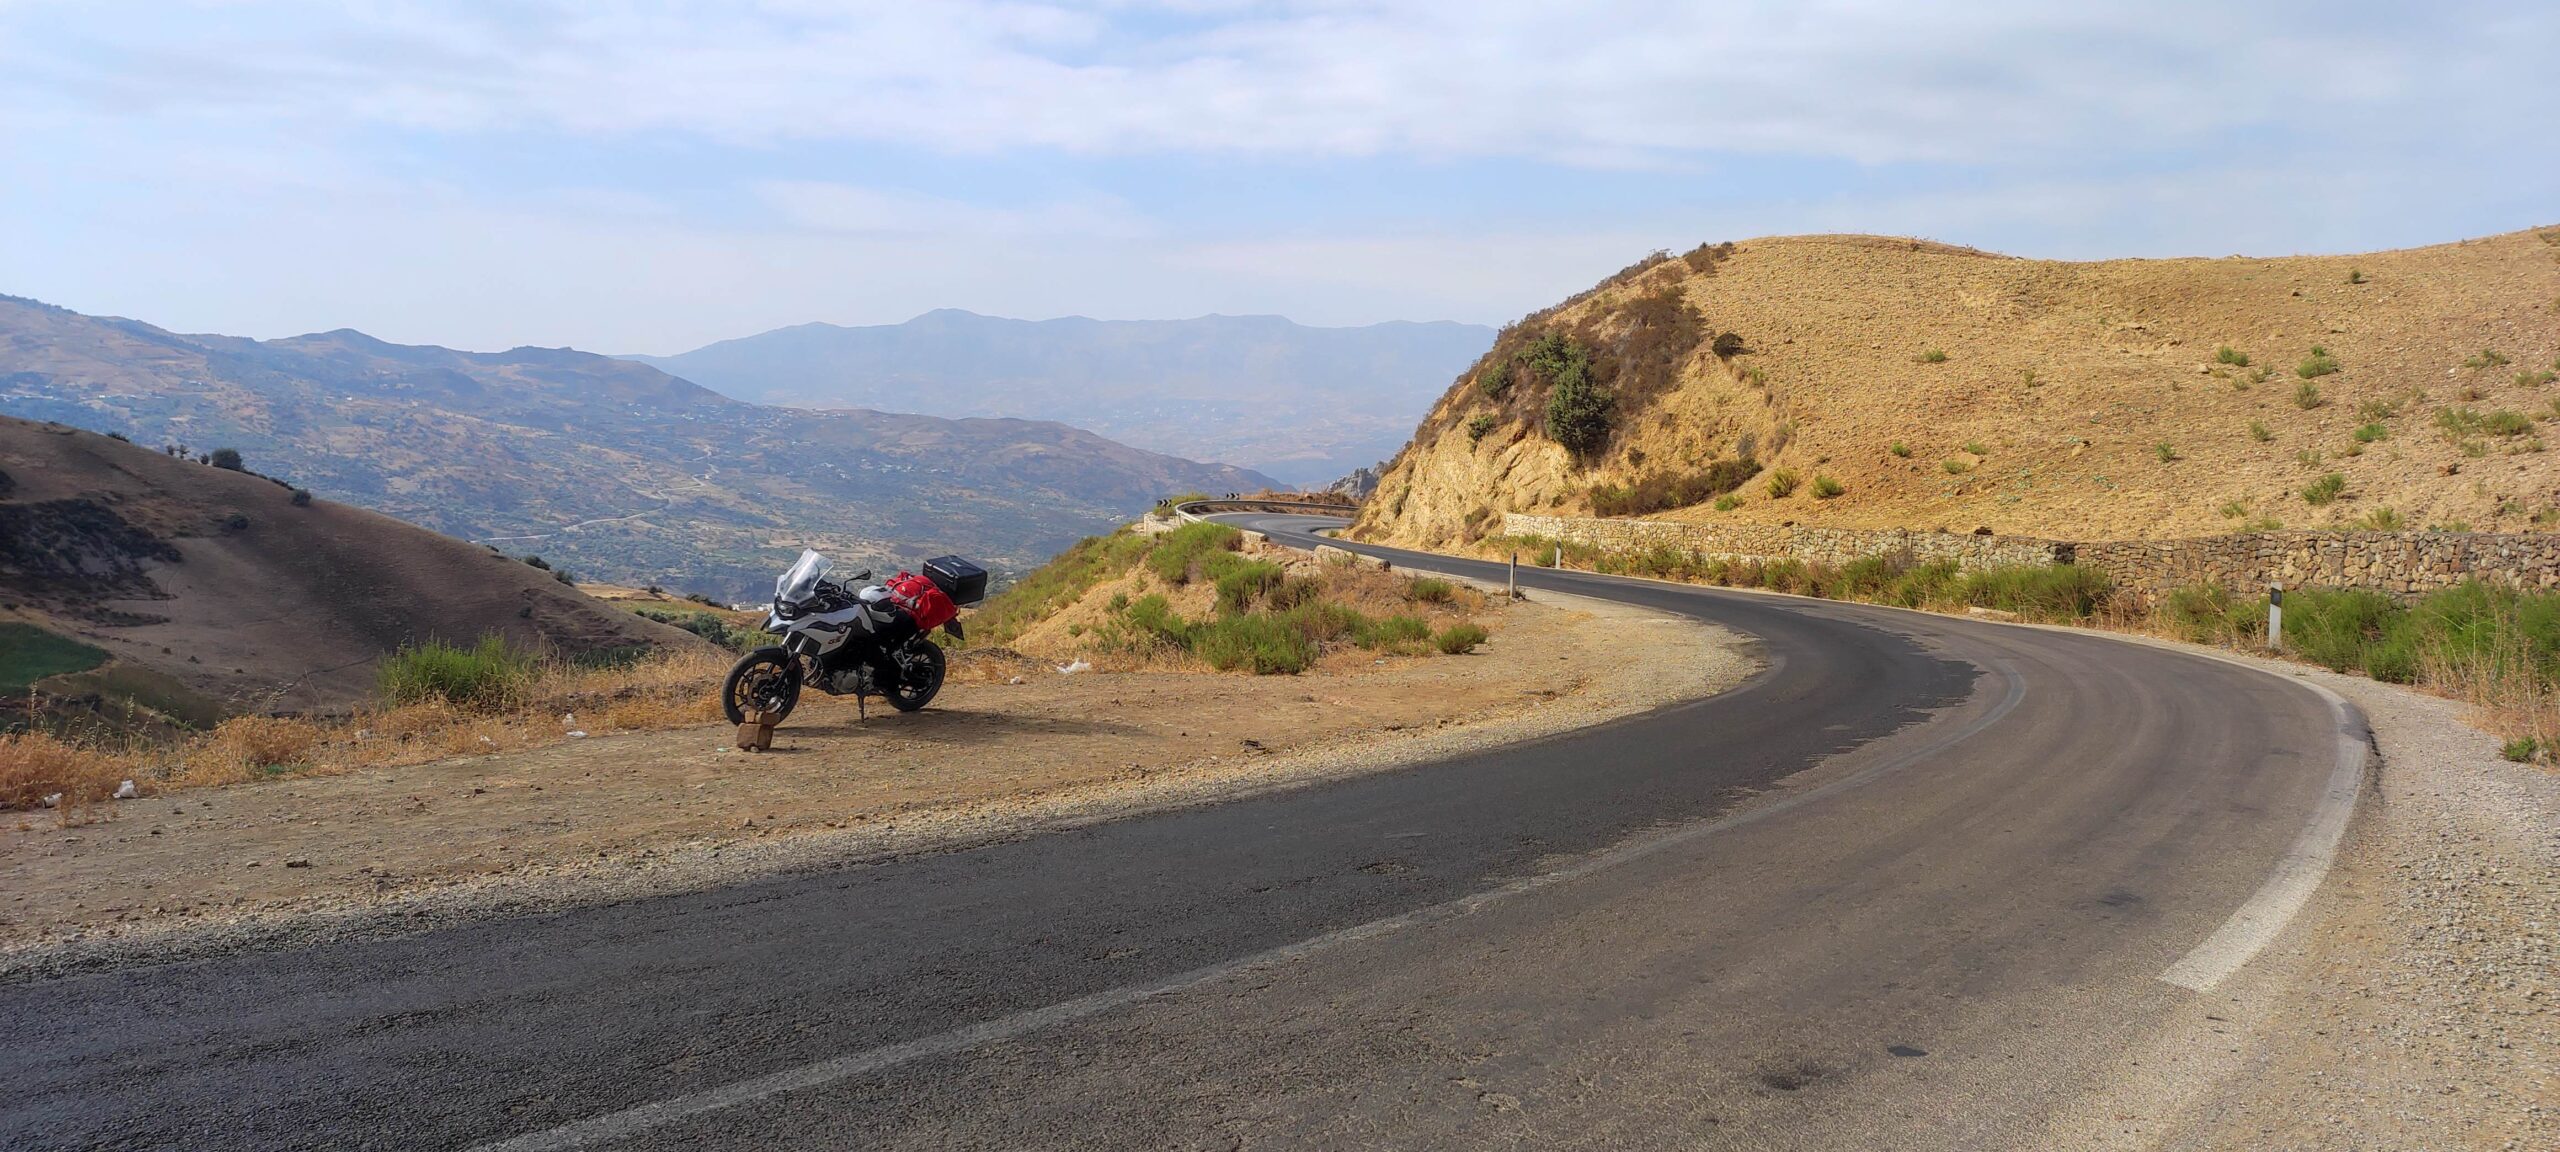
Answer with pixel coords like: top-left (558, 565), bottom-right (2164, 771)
top-left (1, 586), bottom-right (1755, 981)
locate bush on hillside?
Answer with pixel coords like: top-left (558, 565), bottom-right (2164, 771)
top-left (1588, 459), bottom-right (1763, 516)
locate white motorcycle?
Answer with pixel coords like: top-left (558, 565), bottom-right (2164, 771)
top-left (720, 549), bottom-right (983, 725)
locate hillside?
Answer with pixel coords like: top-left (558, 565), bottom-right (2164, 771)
top-left (1353, 229), bottom-right (2560, 549)
top-left (631, 309), bottom-right (1494, 484)
top-left (0, 416), bottom-right (702, 720)
top-left (0, 298), bottom-right (1276, 600)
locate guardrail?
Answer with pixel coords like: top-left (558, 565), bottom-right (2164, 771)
top-left (1170, 498), bottom-right (1359, 523)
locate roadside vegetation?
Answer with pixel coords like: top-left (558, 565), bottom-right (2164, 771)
top-left (965, 519), bottom-right (1494, 675)
top-left (7, 636), bottom-right (733, 816)
top-left (1478, 527), bottom-right (2560, 764)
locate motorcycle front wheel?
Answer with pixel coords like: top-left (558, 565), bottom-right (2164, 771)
top-left (722, 647), bottom-right (802, 725)
top-left (886, 640), bottom-right (945, 713)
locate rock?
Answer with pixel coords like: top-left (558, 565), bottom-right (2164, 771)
top-left (113, 780), bottom-right (138, 800)
top-left (284, 858), bottom-right (312, 869)
top-left (1965, 606), bottom-right (2021, 622)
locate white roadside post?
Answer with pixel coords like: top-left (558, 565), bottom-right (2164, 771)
top-left (2267, 583), bottom-right (2285, 653)
top-left (1553, 543), bottom-right (1563, 569)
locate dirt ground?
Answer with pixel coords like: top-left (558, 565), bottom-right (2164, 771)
top-left (0, 585), bottom-right (1754, 977)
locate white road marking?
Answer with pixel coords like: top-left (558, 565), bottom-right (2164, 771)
top-left (2158, 672), bottom-right (2370, 993)
top-left (463, 661), bottom-right (2028, 1152)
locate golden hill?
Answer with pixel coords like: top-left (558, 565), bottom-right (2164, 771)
top-left (1352, 228), bottom-right (2560, 548)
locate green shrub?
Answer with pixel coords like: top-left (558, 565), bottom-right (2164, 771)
top-left (2250, 420), bottom-right (2274, 442)
top-left (1213, 558), bottom-right (1286, 614)
top-left (2160, 584), bottom-right (2265, 645)
top-left (2154, 442), bottom-right (2179, 463)
top-left (1466, 413), bottom-right (1498, 442)
top-left (2302, 472), bottom-right (2346, 505)
top-left (1712, 493), bottom-right (1742, 512)
top-left (2359, 506), bottom-right (2403, 530)
top-left (2215, 346), bottom-right (2250, 367)
top-left (1916, 348), bottom-right (1948, 364)
top-left (2463, 348), bottom-right (2511, 369)
top-left (1811, 474), bottom-right (1845, 499)
top-left (1765, 468), bottom-right (1800, 498)
top-left (1146, 521), bottom-right (1243, 584)
top-left (1191, 613), bottom-right (1316, 674)
top-left (1942, 459), bottom-right (1972, 475)
top-left (2279, 587), bottom-right (2405, 679)
top-left (1406, 577), bottom-right (1456, 603)
top-left (1544, 368), bottom-right (1614, 457)
top-left (1889, 441), bottom-right (1911, 457)
top-left (1760, 558), bottom-right (1817, 595)
top-left (2355, 398), bottom-right (2398, 421)
top-left (1362, 614), bottom-right (1432, 649)
top-left (2294, 381), bottom-right (2324, 409)
top-left (1955, 565), bottom-right (2110, 621)
top-left (2518, 370), bottom-right (2558, 388)
top-left (1268, 575), bottom-right (1325, 610)
top-left (2352, 422), bottom-right (2388, 443)
top-left (2296, 347), bottom-right (2340, 380)
top-left (2503, 736), bottom-right (2539, 763)
top-left (968, 530), bottom-right (1153, 647)
top-left (377, 636), bottom-right (539, 710)
top-left (1433, 623), bottom-right (1489, 655)
top-left (1120, 593), bottom-right (1193, 649)
top-left (2347, 268), bottom-right (2368, 284)
top-left (1477, 363), bottom-right (1512, 399)
top-left (209, 447), bottom-right (244, 471)
top-left (2483, 409), bottom-right (2534, 436)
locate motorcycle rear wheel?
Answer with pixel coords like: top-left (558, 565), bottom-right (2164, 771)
top-left (886, 641), bottom-right (945, 713)
top-left (722, 647), bottom-right (802, 726)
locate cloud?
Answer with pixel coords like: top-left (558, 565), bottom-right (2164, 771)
top-left (756, 181), bottom-right (1151, 239)
top-left (8, 1), bottom-right (2552, 167)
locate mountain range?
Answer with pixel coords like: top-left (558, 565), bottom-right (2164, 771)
top-left (629, 310), bottom-right (1494, 485)
top-left (0, 296), bottom-right (1274, 601)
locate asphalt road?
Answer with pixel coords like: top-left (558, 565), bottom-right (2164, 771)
top-left (1, 515), bottom-right (2365, 1151)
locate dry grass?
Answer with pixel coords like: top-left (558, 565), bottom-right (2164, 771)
top-left (1360, 226), bottom-right (2560, 547)
top-left (4, 645), bottom-right (735, 819)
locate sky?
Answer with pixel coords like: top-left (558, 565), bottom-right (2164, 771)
top-left (3, 1), bottom-right (2555, 355)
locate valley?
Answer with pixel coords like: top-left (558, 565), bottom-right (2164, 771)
top-left (0, 298), bottom-right (1276, 602)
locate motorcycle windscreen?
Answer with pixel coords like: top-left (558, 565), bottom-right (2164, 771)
top-left (776, 549), bottom-right (831, 605)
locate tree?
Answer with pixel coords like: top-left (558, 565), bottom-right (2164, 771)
top-left (209, 447), bottom-right (244, 471)
top-left (1544, 360), bottom-right (1613, 457)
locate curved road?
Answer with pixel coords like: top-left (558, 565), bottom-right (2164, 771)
top-left (0, 515), bottom-right (2365, 1151)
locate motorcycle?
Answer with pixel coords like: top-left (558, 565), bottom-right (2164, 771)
top-left (720, 549), bottom-right (984, 726)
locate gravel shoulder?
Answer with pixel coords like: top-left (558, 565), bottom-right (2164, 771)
top-left (2013, 632), bottom-right (2557, 1151)
top-left (0, 586), bottom-right (1754, 980)
top-left (2156, 652), bottom-right (2558, 1151)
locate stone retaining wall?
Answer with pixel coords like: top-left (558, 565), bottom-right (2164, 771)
top-left (1500, 513), bottom-right (2560, 599)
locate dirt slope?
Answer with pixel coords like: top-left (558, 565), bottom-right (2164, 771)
top-left (1355, 228), bottom-right (2560, 547)
top-left (0, 417), bottom-right (702, 719)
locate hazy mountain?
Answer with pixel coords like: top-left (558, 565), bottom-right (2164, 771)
top-left (629, 310), bottom-right (1495, 485)
top-left (0, 296), bottom-right (1276, 601)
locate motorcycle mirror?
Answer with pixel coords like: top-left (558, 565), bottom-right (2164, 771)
top-left (850, 570), bottom-right (874, 583)
top-left (942, 619), bottom-right (965, 641)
